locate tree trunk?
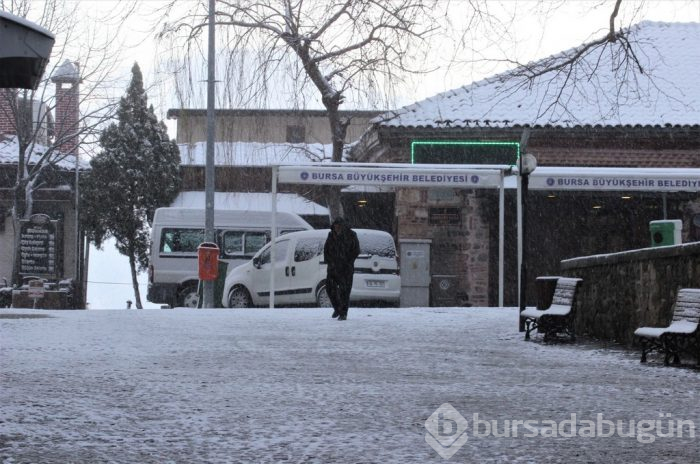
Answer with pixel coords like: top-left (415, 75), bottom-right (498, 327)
top-left (128, 253), bottom-right (143, 309)
top-left (11, 172), bottom-right (27, 286)
top-left (325, 186), bottom-right (344, 220)
top-left (324, 103), bottom-right (349, 219)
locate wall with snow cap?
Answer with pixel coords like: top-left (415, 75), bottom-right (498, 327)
top-left (561, 242), bottom-right (700, 346)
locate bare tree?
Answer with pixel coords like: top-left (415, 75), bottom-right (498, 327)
top-left (0, 0), bottom-right (137, 285)
top-left (451, 0), bottom-right (670, 123)
top-left (159, 0), bottom-right (446, 216)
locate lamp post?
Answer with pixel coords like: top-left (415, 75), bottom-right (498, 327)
top-left (518, 153), bottom-right (537, 331)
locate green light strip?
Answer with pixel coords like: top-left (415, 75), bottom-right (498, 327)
top-left (410, 140), bottom-right (520, 165)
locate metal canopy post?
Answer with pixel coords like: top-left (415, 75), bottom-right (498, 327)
top-left (499, 171), bottom-right (505, 307)
top-left (517, 175), bottom-right (523, 323)
top-left (270, 166), bottom-right (278, 309)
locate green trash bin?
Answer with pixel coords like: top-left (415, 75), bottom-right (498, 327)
top-left (649, 220), bottom-right (682, 247)
top-left (196, 260), bottom-right (229, 308)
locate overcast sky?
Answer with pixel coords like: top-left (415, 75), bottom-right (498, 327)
top-left (56, 1), bottom-right (700, 129)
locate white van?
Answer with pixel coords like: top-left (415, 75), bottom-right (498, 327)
top-left (147, 208), bottom-right (313, 307)
top-left (221, 229), bottom-right (401, 308)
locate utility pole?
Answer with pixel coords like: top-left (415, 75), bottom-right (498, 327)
top-left (203, 0), bottom-right (216, 308)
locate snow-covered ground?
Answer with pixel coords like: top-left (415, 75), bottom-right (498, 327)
top-left (1, 307), bottom-right (699, 463)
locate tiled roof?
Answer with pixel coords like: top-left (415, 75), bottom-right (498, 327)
top-left (374, 21), bottom-right (700, 129)
top-left (529, 147), bottom-right (699, 168)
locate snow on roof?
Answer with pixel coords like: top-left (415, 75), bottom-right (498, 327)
top-left (0, 10), bottom-right (54, 39)
top-left (51, 59), bottom-right (80, 83)
top-left (178, 141), bottom-right (346, 166)
top-left (0, 135), bottom-right (89, 170)
top-left (375, 21), bottom-right (700, 129)
top-left (170, 191), bottom-right (329, 216)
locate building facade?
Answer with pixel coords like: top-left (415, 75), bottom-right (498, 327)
top-left (167, 108), bottom-right (382, 227)
top-left (0, 60), bottom-right (87, 307)
top-left (351, 21), bottom-right (700, 307)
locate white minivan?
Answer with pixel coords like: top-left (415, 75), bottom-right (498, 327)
top-left (147, 208), bottom-right (312, 308)
top-left (222, 229), bottom-right (401, 308)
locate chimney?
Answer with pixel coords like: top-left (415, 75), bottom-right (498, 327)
top-left (50, 60), bottom-right (81, 155)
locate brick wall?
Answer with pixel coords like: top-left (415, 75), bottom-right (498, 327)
top-left (0, 89), bottom-right (17, 136)
top-left (395, 188), bottom-right (491, 306)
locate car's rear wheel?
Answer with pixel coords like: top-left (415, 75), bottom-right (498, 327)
top-left (228, 286), bottom-right (252, 308)
top-left (178, 284), bottom-right (199, 308)
top-left (316, 284), bottom-right (332, 308)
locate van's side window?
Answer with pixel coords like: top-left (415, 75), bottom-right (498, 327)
top-left (222, 231), bottom-right (269, 256)
top-left (245, 233), bottom-right (268, 254)
top-left (161, 228), bottom-right (204, 254)
top-left (259, 240), bottom-right (289, 266)
top-left (294, 238), bottom-right (323, 262)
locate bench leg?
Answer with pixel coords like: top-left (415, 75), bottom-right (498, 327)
top-left (663, 336), bottom-right (682, 366)
top-left (567, 319), bottom-right (576, 342)
top-left (524, 319), bottom-right (532, 341)
top-left (640, 338), bottom-right (648, 363)
top-left (662, 339), bottom-right (675, 366)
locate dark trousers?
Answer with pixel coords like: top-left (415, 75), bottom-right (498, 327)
top-left (326, 272), bottom-right (353, 316)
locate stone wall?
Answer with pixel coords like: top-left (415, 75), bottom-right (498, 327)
top-left (560, 242), bottom-right (700, 345)
top-left (396, 188), bottom-right (491, 306)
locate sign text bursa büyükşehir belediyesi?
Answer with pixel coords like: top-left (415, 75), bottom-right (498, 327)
top-left (553, 177), bottom-right (700, 188)
top-left (308, 171), bottom-right (476, 184)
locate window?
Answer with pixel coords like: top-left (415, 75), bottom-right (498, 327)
top-left (357, 232), bottom-right (397, 258)
top-left (259, 240), bottom-right (289, 266)
top-left (222, 231), bottom-right (243, 255)
top-left (245, 233), bottom-right (268, 254)
top-left (429, 208), bottom-right (461, 225)
top-left (286, 125), bottom-right (306, 143)
top-left (222, 231), bottom-right (269, 256)
top-left (160, 228), bottom-right (205, 254)
top-left (294, 239), bottom-right (324, 262)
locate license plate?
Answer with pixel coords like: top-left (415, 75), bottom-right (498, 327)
top-left (366, 280), bottom-right (385, 288)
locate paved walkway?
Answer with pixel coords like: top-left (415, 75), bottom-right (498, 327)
top-left (1, 307), bottom-right (698, 463)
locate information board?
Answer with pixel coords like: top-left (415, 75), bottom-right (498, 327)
top-left (19, 214), bottom-right (60, 278)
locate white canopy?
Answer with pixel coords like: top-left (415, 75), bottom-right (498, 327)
top-left (277, 162), bottom-right (508, 189)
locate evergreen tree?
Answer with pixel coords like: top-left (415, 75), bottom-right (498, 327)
top-left (81, 63), bottom-right (181, 309)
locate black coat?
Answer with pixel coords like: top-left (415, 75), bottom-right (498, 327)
top-left (324, 227), bottom-right (360, 277)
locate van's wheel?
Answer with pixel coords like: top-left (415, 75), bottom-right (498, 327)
top-left (316, 284), bottom-right (332, 308)
top-left (228, 286), bottom-right (252, 308)
top-left (178, 284), bottom-right (199, 308)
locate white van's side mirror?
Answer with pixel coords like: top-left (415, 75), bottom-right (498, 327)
top-left (253, 256), bottom-right (261, 269)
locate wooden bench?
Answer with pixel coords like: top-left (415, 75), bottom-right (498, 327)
top-left (521, 277), bottom-right (583, 341)
top-left (634, 288), bottom-right (700, 365)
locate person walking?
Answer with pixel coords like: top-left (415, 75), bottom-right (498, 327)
top-left (324, 217), bottom-right (360, 321)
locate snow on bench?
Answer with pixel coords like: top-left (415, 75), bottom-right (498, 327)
top-left (521, 277), bottom-right (583, 341)
top-left (634, 288), bottom-right (700, 365)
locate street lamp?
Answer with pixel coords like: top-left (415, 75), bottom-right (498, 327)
top-left (518, 153), bottom-right (537, 331)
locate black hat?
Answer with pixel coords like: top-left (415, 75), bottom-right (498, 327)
top-left (332, 217), bottom-right (346, 226)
